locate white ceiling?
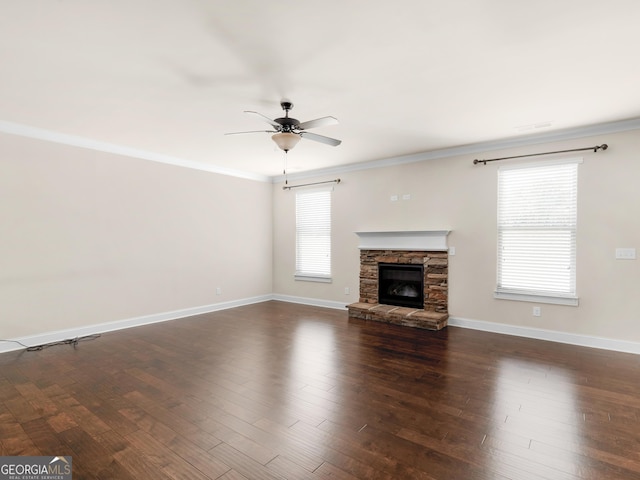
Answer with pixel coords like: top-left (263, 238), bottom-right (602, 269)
top-left (3, 1), bottom-right (640, 179)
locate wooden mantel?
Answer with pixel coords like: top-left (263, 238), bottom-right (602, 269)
top-left (354, 230), bottom-right (450, 251)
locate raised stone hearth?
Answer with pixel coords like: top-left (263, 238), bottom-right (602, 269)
top-left (348, 303), bottom-right (448, 330)
top-left (347, 231), bottom-right (450, 331)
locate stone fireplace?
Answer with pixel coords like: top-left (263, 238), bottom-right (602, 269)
top-left (347, 231), bottom-right (449, 330)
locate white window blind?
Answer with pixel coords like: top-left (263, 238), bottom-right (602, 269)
top-left (496, 159), bottom-right (580, 305)
top-left (295, 187), bottom-right (331, 282)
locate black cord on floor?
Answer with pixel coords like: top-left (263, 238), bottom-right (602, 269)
top-left (1, 334), bottom-right (101, 352)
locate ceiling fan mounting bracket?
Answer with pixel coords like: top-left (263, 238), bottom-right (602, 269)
top-left (276, 101), bottom-right (298, 131)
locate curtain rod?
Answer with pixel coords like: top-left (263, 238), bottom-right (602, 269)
top-left (473, 144), bottom-right (608, 165)
top-left (283, 178), bottom-right (341, 190)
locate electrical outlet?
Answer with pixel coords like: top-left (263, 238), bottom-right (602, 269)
top-left (449, 246), bottom-right (456, 256)
top-left (216, 287), bottom-right (222, 295)
top-left (533, 306), bottom-right (541, 317)
top-left (344, 287), bottom-right (350, 295)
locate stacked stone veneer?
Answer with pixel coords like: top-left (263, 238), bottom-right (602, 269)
top-left (347, 249), bottom-right (448, 330)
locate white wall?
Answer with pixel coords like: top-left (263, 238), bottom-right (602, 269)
top-left (273, 129), bottom-right (640, 344)
top-left (3, 127), bottom-right (639, 349)
top-left (0, 133), bottom-right (273, 340)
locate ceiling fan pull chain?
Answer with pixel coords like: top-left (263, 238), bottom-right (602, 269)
top-left (283, 150), bottom-right (288, 185)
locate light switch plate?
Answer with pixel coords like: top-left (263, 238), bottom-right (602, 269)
top-left (615, 248), bottom-right (636, 259)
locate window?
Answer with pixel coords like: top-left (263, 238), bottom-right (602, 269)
top-left (295, 187), bottom-right (332, 282)
top-left (495, 159), bottom-right (580, 305)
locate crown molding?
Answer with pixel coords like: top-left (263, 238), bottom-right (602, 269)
top-left (0, 120), bottom-right (271, 183)
top-left (271, 117), bottom-right (640, 183)
top-left (3, 116), bottom-right (639, 185)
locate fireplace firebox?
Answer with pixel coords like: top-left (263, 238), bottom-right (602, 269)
top-left (378, 263), bottom-right (424, 309)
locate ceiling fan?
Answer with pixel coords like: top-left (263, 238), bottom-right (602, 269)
top-left (226, 101), bottom-right (341, 152)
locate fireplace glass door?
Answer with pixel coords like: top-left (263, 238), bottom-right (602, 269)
top-left (378, 263), bottom-right (424, 309)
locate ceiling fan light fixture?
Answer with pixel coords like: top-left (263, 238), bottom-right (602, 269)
top-left (272, 132), bottom-right (301, 152)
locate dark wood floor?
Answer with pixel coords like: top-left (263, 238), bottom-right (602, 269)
top-left (2, 301), bottom-right (640, 479)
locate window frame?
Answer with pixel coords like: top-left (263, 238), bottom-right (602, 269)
top-left (494, 158), bottom-right (581, 306)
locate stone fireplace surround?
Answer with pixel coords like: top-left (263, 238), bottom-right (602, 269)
top-left (347, 231), bottom-right (449, 330)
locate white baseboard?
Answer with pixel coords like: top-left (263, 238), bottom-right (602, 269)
top-left (3, 297), bottom-right (638, 356)
top-left (271, 299), bottom-right (640, 355)
top-left (0, 295), bottom-right (273, 354)
top-left (448, 316), bottom-right (640, 355)
top-left (272, 294), bottom-right (348, 311)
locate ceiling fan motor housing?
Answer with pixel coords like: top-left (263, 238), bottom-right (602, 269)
top-left (275, 116), bottom-right (300, 132)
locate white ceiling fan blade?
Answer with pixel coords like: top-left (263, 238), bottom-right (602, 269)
top-left (244, 110), bottom-right (280, 128)
top-left (298, 116), bottom-right (339, 130)
top-left (300, 131), bottom-right (342, 146)
top-left (225, 130), bottom-right (275, 135)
